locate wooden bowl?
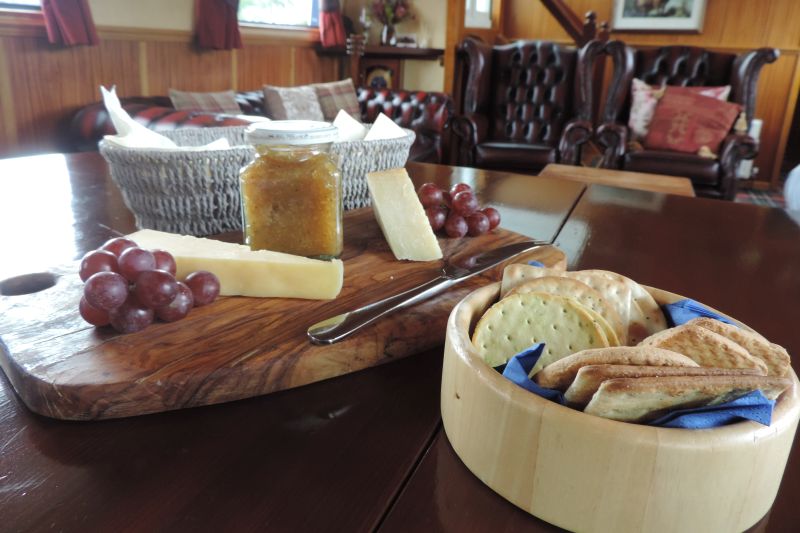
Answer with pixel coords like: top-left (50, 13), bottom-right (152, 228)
top-left (441, 282), bottom-right (800, 533)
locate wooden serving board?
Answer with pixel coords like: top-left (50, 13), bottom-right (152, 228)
top-left (0, 209), bottom-right (565, 420)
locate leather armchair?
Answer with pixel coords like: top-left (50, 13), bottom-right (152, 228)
top-left (597, 42), bottom-right (779, 200)
top-left (452, 38), bottom-right (604, 174)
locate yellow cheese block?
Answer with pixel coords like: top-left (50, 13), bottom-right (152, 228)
top-left (127, 229), bottom-right (343, 300)
top-left (366, 167), bottom-right (443, 261)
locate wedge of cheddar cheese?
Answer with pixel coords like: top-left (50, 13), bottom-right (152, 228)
top-left (366, 168), bottom-right (442, 261)
top-left (128, 229), bottom-right (343, 300)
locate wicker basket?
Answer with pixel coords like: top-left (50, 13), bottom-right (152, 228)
top-left (100, 126), bottom-right (416, 236)
top-left (332, 128), bottom-right (416, 210)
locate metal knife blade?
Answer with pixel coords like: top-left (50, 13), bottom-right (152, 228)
top-left (307, 240), bottom-right (548, 345)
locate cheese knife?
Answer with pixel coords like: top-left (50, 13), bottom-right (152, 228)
top-left (307, 240), bottom-right (548, 345)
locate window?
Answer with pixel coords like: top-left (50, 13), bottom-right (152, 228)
top-left (238, 0), bottom-right (318, 28)
top-left (0, 0), bottom-right (40, 9)
top-left (464, 0), bottom-right (492, 29)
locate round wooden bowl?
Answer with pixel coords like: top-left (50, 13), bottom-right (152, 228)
top-left (441, 282), bottom-right (800, 533)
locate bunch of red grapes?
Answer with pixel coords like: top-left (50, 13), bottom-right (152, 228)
top-left (78, 237), bottom-right (221, 334)
top-left (417, 182), bottom-right (501, 238)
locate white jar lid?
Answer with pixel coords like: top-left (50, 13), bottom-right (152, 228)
top-left (246, 120), bottom-right (338, 146)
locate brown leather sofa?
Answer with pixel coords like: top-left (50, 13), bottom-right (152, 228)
top-left (69, 87), bottom-right (454, 164)
top-left (596, 43), bottom-right (779, 200)
top-left (451, 38), bottom-right (604, 174)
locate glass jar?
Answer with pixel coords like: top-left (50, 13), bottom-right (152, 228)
top-left (240, 121), bottom-right (342, 259)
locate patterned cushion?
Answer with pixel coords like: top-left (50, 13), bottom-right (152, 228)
top-left (168, 89), bottom-right (241, 114)
top-left (628, 78), bottom-right (731, 141)
top-left (312, 78), bottom-right (360, 121)
top-left (262, 85), bottom-right (324, 121)
top-left (644, 86), bottom-right (740, 155)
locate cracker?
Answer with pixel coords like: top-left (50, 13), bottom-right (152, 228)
top-left (565, 365), bottom-right (764, 408)
top-left (688, 317), bottom-right (791, 377)
top-left (570, 270), bottom-right (667, 345)
top-left (583, 375), bottom-right (793, 423)
top-left (578, 302), bottom-right (620, 347)
top-left (640, 324), bottom-right (768, 374)
top-left (534, 346), bottom-right (698, 390)
top-left (472, 292), bottom-right (607, 369)
top-left (500, 264), bottom-right (565, 298)
top-left (505, 276), bottom-right (625, 345)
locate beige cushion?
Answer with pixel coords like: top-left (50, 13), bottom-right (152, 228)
top-left (312, 78), bottom-right (360, 121)
top-left (168, 89), bottom-right (241, 114)
top-left (262, 84), bottom-right (324, 121)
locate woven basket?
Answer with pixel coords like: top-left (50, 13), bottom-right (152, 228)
top-left (100, 127), bottom-right (253, 236)
top-left (332, 128), bottom-right (416, 210)
top-left (100, 126), bottom-right (416, 236)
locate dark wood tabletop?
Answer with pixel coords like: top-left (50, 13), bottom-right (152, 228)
top-left (0, 154), bottom-right (586, 532)
top-left (1, 154), bottom-right (798, 532)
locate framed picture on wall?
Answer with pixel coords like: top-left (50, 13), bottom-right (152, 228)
top-left (612, 0), bottom-right (707, 32)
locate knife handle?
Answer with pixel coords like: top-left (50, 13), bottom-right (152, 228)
top-left (307, 276), bottom-right (457, 345)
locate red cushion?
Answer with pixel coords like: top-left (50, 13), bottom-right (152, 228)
top-left (643, 86), bottom-right (740, 154)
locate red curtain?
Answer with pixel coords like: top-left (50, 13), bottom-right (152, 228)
top-left (195, 0), bottom-right (243, 50)
top-left (41, 0), bottom-right (99, 46)
top-left (319, 0), bottom-right (346, 48)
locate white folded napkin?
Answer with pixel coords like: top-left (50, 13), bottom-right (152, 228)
top-left (333, 109), bottom-right (368, 141)
top-left (363, 113), bottom-right (407, 141)
top-left (99, 85), bottom-right (230, 150)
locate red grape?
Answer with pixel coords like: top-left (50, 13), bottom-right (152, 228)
top-left (444, 213), bottom-right (468, 238)
top-left (118, 247), bottom-right (156, 282)
top-left (101, 237), bottom-right (137, 258)
top-left (425, 206), bottom-right (447, 232)
top-left (450, 183), bottom-right (472, 196)
top-left (441, 191), bottom-right (452, 209)
top-left (135, 270), bottom-right (178, 308)
top-left (155, 282), bottom-right (194, 322)
top-left (451, 190), bottom-right (479, 216)
top-left (482, 207), bottom-right (501, 230)
top-left (79, 296), bottom-right (110, 326)
top-left (109, 293), bottom-right (154, 334)
top-left (466, 212), bottom-right (490, 236)
top-left (417, 183), bottom-right (444, 208)
top-left (79, 250), bottom-right (119, 281)
top-left (84, 271), bottom-right (129, 311)
top-left (185, 271), bottom-right (220, 306)
top-left (152, 250), bottom-right (177, 276)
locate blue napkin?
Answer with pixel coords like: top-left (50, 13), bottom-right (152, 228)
top-left (496, 299), bottom-right (775, 428)
top-left (662, 298), bottom-right (736, 327)
top-left (527, 260), bottom-right (545, 267)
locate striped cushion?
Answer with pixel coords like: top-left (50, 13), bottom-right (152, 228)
top-left (169, 89), bottom-right (241, 114)
top-left (262, 85), bottom-right (325, 121)
top-left (313, 79), bottom-right (360, 121)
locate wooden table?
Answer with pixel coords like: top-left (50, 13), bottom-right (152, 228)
top-left (539, 163), bottom-right (696, 198)
top-left (1, 155), bottom-right (798, 532)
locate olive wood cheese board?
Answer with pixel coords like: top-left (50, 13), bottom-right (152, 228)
top-left (0, 209), bottom-right (565, 420)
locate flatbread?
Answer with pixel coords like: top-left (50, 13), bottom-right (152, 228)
top-left (688, 317), bottom-right (791, 377)
top-left (505, 276), bottom-right (625, 345)
top-left (534, 346), bottom-right (698, 390)
top-left (640, 324), bottom-right (768, 374)
top-left (472, 292), bottom-right (607, 369)
top-left (583, 374), bottom-right (793, 423)
top-left (571, 270), bottom-right (667, 345)
top-left (565, 365), bottom-right (764, 408)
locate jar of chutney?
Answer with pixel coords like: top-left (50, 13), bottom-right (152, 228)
top-left (240, 121), bottom-right (342, 259)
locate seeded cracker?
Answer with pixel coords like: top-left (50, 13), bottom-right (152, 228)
top-left (564, 365), bottom-right (764, 408)
top-left (534, 346), bottom-right (698, 390)
top-left (640, 323), bottom-right (768, 374)
top-left (583, 375), bottom-right (792, 423)
top-left (472, 292), bottom-right (607, 369)
top-left (688, 317), bottom-right (791, 377)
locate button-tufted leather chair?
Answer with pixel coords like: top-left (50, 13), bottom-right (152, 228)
top-left (451, 38), bottom-right (604, 174)
top-left (596, 42), bottom-right (779, 200)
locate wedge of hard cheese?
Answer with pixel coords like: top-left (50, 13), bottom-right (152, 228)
top-left (366, 168), bottom-right (442, 261)
top-left (128, 229), bottom-right (343, 299)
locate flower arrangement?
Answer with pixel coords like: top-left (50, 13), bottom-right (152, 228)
top-left (371, 0), bottom-right (414, 25)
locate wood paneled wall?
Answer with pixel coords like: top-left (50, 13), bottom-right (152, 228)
top-left (0, 13), bottom-right (338, 157)
top-left (502, 0), bottom-right (800, 188)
